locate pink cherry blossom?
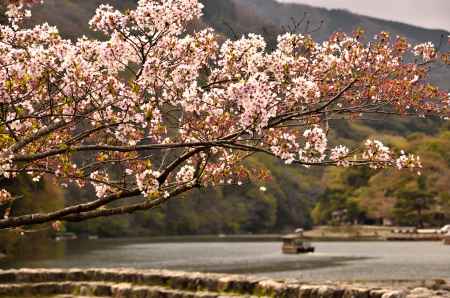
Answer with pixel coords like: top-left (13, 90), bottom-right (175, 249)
top-left (0, 0), bottom-right (448, 228)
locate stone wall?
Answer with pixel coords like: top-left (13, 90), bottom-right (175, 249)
top-left (0, 268), bottom-right (448, 298)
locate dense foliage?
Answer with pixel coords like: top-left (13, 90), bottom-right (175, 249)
top-left (313, 125), bottom-right (450, 227)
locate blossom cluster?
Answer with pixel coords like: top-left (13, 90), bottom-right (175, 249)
top-left (89, 0), bottom-right (202, 36)
top-left (0, 189), bottom-right (12, 205)
top-left (176, 165), bottom-right (196, 184)
top-left (330, 145), bottom-right (350, 167)
top-left (299, 126), bottom-right (328, 164)
top-left (136, 169), bottom-right (161, 199)
top-left (89, 171), bottom-right (114, 198)
top-left (0, 150), bottom-right (13, 179)
top-left (413, 42), bottom-right (436, 62)
top-left (362, 139), bottom-right (392, 169)
top-left (396, 151), bottom-right (422, 175)
top-left (268, 130), bottom-right (300, 164)
top-left (227, 74), bottom-right (278, 131)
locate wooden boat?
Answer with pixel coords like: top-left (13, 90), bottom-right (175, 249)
top-left (281, 234), bottom-right (315, 254)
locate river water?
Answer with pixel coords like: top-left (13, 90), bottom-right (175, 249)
top-left (1, 238), bottom-right (450, 281)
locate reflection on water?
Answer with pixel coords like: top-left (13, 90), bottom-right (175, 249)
top-left (1, 238), bottom-right (450, 281)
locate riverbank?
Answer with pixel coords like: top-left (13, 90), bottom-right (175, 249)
top-left (145, 225), bottom-right (447, 242)
top-left (137, 225), bottom-right (445, 242)
top-left (103, 224), bottom-right (445, 242)
top-left (304, 225), bottom-right (447, 241)
top-left (1, 268), bottom-right (449, 298)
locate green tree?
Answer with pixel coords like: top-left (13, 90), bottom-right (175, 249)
top-left (393, 177), bottom-right (435, 228)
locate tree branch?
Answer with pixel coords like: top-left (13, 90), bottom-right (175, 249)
top-left (62, 184), bottom-right (195, 222)
top-left (0, 189), bottom-right (141, 229)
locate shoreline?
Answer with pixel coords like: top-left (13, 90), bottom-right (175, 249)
top-left (87, 233), bottom-right (444, 243)
top-left (62, 225), bottom-right (449, 242)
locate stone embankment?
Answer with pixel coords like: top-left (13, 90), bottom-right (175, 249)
top-left (0, 268), bottom-right (449, 298)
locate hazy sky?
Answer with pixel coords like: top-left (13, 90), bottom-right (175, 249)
top-left (276, 0), bottom-right (450, 31)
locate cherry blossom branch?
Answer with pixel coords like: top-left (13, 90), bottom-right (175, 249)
top-left (0, 189), bottom-right (141, 229)
top-left (0, 0), bottom-right (446, 229)
top-left (62, 181), bottom-right (196, 223)
top-left (13, 141), bottom-right (231, 163)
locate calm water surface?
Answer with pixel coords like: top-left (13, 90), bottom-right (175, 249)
top-left (2, 239), bottom-right (450, 281)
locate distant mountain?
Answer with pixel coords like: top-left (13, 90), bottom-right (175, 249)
top-left (26, 0), bottom-right (448, 44)
top-left (233, 0), bottom-right (448, 44)
top-left (203, 0), bottom-right (449, 89)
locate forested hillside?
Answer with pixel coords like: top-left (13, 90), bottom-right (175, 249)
top-left (0, 0), bottom-right (448, 241)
